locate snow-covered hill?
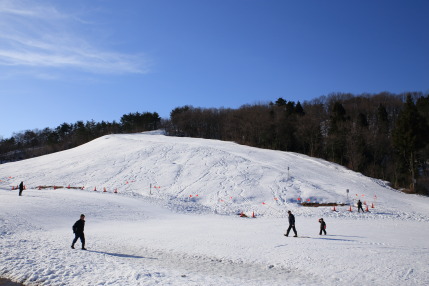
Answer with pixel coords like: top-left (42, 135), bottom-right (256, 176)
top-left (1, 132), bottom-right (428, 285)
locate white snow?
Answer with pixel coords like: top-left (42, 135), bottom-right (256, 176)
top-left (1, 132), bottom-right (428, 286)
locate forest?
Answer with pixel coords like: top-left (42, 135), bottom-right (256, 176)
top-left (1, 92), bottom-right (429, 195)
top-left (0, 111), bottom-right (161, 162)
top-left (165, 92), bottom-right (429, 195)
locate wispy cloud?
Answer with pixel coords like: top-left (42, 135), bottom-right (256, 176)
top-left (0, 0), bottom-right (148, 76)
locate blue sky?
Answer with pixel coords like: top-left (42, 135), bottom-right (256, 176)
top-left (0, 0), bottom-right (428, 138)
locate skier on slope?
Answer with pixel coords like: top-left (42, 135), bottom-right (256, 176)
top-left (71, 214), bottom-right (87, 250)
top-left (357, 200), bottom-right (365, 213)
top-left (319, 218), bottom-right (327, 235)
top-left (284, 210), bottom-right (298, 237)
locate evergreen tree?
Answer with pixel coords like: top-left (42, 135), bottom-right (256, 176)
top-left (275, 98), bottom-right (287, 106)
top-left (376, 104), bottom-right (389, 133)
top-left (327, 102), bottom-right (349, 164)
top-left (295, 101), bottom-right (305, 116)
top-left (393, 95), bottom-right (429, 191)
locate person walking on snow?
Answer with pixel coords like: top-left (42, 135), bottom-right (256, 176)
top-left (72, 214), bottom-right (86, 250)
top-left (284, 210), bottom-right (298, 237)
top-left (18, 181), bottom-right (24, 196)
top-left (319, 218), bottom-right (327, 235)
top-left (357, 200), bottom-right (365, 213)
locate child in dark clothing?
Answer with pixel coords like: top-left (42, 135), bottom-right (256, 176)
top-left (72, 214), bottom-right (86, 250)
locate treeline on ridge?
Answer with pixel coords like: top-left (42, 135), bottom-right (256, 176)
top-left (0, 111), bottom-right (161, 161)
top-left (165, 92), bottom-right (429, 195)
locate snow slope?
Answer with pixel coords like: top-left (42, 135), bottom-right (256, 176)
top-left (1, 132), bottom-right (429, 285)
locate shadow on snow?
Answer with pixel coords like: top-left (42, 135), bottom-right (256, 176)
top-left (87, 250), bottom-right (158, 260)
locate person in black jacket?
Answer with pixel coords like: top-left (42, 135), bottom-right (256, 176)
top-left (18, 181), bottom-right (24, 196)
top-left (319, 218), bottom-right (327, 235)
top-left (357, 200), bottom-right (365, 213)
top-left (71, 214), bottom-right (86, 250)
top-left (284, 210), bottom-right (298, 237)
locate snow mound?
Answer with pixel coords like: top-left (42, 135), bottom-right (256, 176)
top-left (1, 133), bottom-right (429, 220)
